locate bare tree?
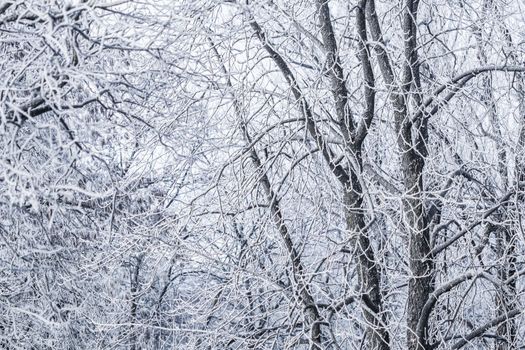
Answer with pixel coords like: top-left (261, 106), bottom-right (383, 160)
top-left (1, 0), bottom-right (525, 349)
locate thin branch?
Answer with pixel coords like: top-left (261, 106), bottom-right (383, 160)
top-left (450, 309), bottom-right (522, 349)
top-left (248, 14), bottom-right (350, 185)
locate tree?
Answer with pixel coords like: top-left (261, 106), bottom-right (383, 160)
top-left (1, 0), bottom-right (525, 349)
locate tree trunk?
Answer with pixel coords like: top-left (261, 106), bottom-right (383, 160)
top-left (365, 1), bottom-right (434, 348)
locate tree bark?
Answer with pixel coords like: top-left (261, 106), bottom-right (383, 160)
top-left (250, 3), bottom-right (391, 347)
top-left (365, 1), bottom-right (433, 348)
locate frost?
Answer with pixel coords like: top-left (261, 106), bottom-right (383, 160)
top-left (1, 1), bottom-right (525, 349)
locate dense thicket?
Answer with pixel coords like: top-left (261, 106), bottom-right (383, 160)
top-left (1, 1), bottom-right (525, 349)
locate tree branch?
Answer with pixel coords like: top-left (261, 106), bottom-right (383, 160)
top-left (315, 0), bottom-right (355, 143)
top-left (354, 0), bottom-right (376, 147)
top-left (450, 309), bottom-right (522, 349)
top-left (248, 14), bottom-right (350, 185)
top-left (415, 65), bottom-right (525, 121)
top-left (430, 191), bottom-right (515, 255)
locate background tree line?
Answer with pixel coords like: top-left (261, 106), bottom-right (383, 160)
top-left (1, 0), bottom-right (525, 349)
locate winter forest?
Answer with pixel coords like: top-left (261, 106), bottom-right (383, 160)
top-left (2, 0), bottom-right (525, 349)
